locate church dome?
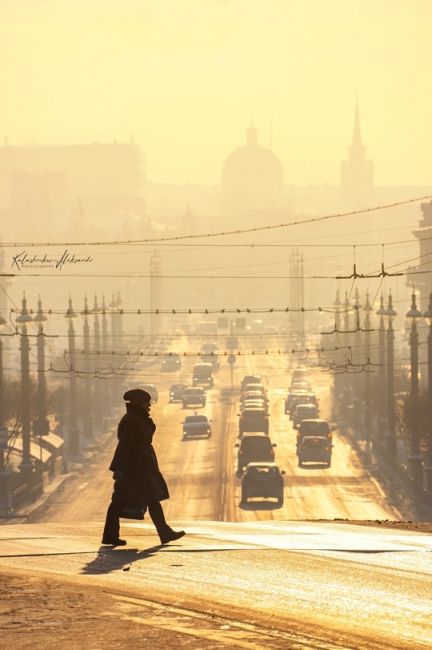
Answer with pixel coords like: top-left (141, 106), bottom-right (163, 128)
top-left (222, 127), bottom-right (282, 213)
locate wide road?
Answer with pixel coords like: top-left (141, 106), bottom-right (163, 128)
top-left (35, 351), bottom-right (400, 525)
top-left (0, 520), bottom-right (431, 649)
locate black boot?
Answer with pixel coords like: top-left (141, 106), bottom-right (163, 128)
top-left (159, 528), bottom-right (186, 544)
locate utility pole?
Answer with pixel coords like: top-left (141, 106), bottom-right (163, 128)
top-left (406, 291), bottom-right (423, 484)
top-left (385, 292), bottom-right (396, 456)
top-left (16, 294), bottom-right (34, 486)
top-left (33, 298), bottom-right (49, 490)
top-left (376, 294), bottom-right (387, 441)
top-left (65, 297), bottom-right (79, 456)
top-left (92, 294), bottom-right (103, 430)
top-left (363, 291), bottom-right (373, 449)
top-left (423, 291), bottom-right (432, 491)
top-left (81, 296), bottom-right (94, 442)
top-left (0, 324), bottom-right (11, 515)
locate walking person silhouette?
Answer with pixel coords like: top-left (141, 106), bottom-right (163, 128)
top-left (102, 389), bottom-right (185, 546)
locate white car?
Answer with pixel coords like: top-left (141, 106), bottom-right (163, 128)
top-left (182, 414), bottom-right (212, 439)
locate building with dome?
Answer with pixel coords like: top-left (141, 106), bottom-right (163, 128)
top-left (221, 126), bottom-right (283, 216)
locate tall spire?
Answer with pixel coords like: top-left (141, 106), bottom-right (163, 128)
top-left (352, 99), bottom-right (363, 152)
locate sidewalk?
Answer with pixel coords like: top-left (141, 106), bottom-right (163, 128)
top-left (0, 569), bottom-right (237, 650)
top-left (3, 426), bottom-right (116, 524)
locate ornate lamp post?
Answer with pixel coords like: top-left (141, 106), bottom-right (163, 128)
top-left (375, 294), bottom-right (387, 440)
top-left (384, 292), bottom-right (397, 455)
top-left (92, 294), bottom-right (103, 429)
top-left (406, 290), bottom-right (423, 484)
top-left (423, 291), bottom-right (432, 491)
top-left (65, 297), bottom-right (79, 456)
top-left (33, 297), bottom-right (49, 491)
top-left (16, 293), bottom-right (34, 485)
top-left (81, 296), bottom-right (94, 442)
top-left (0, 312), bottom-right (11, 515)
top-left (363, 291), bottom-right (373, 447)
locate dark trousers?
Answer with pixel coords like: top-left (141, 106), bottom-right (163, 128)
top-left (102, 500), bottom-right (169, 541)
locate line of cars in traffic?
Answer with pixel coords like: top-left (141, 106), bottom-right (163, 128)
top-left (168, 343), bottom-right (219, 441)
top-left (285, 368), bottom-right (334, 468)
top-left (236, 375), bottom-right (285, 506)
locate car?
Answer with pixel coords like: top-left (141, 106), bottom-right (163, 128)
top-left (291, 368), bottom-right (308, 383)
top-left (285, 390), bottom-right (309, 414)
top-left (242, 382), bottom-right (267, 396)
top-left (240, 390), bottom-right (268, 403)
top-left (169, 383), bottom-right (188, 403)
top-left (291, 380), bottom-right (312, 393)
top-left (161, 354), bottom-right (181, 371)
top-left (238, 407), bottom-right (269, 435)
top-left (241, 375), bottom-right (262, 391)
top-left (292, 403), bottom-right (320, 428)
top-left (200, 343), bottom-right (220, 370)
top-left (192, 363), bottom-right (214, 388)
top-left (141, 384), bottom-right (158, 403)
top-left (298, 436), bottom-right (332, 467)
top-left (182, 414), bottom-right (212, 439)
top-left (240, 462), bottom-right (285, 505)
top-left (235, 433), bottom-right (276, 476)
top-left (240, 399), bottom-right (269, 413)
top-left (296, 419), bottom-right (333, 450)
top-left (286, 391), bottom-right (318, 416)
top-left (182, 387), bottom-right (206, 408)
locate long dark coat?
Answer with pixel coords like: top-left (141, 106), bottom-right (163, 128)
top-left (109, 403), bottom-right (169, 505)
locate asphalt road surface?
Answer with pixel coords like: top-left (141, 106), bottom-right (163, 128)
top-left (0, 520), bottom-right (431, 649)
top-left (34, 354), bottom-right (400, 525)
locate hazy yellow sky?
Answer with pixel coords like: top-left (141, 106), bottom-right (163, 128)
top-left (1, 0), bottom-right (431, 185)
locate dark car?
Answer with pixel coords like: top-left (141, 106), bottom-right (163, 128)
top-left (169, 383), bottom-right (188, 403)
top-left (238, 407), bottom-right (269, 435)
top-left (161, 354), bottom-right (181, 372)
top-left (285, 389), bottom-right (308, 414)
top-left (241, 462), bottom-right (285, 505)
top-left (235, 433), bottom-right (276, 475)
top-left (286, 391), bottom-right (317, 416)
top-left (292, 403), bottom-right (320, 428)
top-left (192, 363), bottom-right (214, 388)
top-left (182, 387), bottom-right (206, 408)
top-left (240, 375), bottom-right (262, 391)
top-left (298, 436), bottom-right (332, 467)
top-left (182, 414), bottom-right (212, 439)
top-left (240, 398), bottom-right (269, 413)
top-left (200, 343), bottom-right (220, 370)
top-left (141, 384), bottom-right (158, 403)
top-left (296, 419), bottom-right (332, 450)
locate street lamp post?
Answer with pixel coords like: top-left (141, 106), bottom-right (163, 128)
top-left (81, 296), bottom-right (94, 443)
top-left (422, 291), bottom-right (432, 491)
top-left (33, 297), bottom-right (49, 491)
top-left (65, 297), bottom-right (79, 457)
top-left (384, 292), bottom-right (397, 456)
top-left (406, 290), bottom-right (423, 484)
top-left (363, 291), bottom-right (373, 448)
top-left (375, 294), bottom-right (387, 440)
top-left (92, 294), bottom-right (103, 430)
top-left (16, 294), bottom-right (34, 486)
top-left (0, 313), bottom-right (11, 515)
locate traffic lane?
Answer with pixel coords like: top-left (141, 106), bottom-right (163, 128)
top-left (268, 370), bottom-right (399, 520)
top-left (0, 521), bottom-right (431, 650)
top-left (228, 361), bottom-right (399, 521)
top-left (154, 366), bottom-right (232, 522)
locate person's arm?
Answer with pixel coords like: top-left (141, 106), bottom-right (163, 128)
top-left (109, 419), bottom-right (135, 474)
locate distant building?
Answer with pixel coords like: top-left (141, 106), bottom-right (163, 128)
top-left (221, 126), bottom-right (283, 216)
top-left (410, 200), bottom-right (432, 310)
top-left (0, 141), bottom-right (145, 237)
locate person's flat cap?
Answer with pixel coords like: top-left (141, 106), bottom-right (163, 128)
top-left (123, 388), bottom-right (151, 402)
